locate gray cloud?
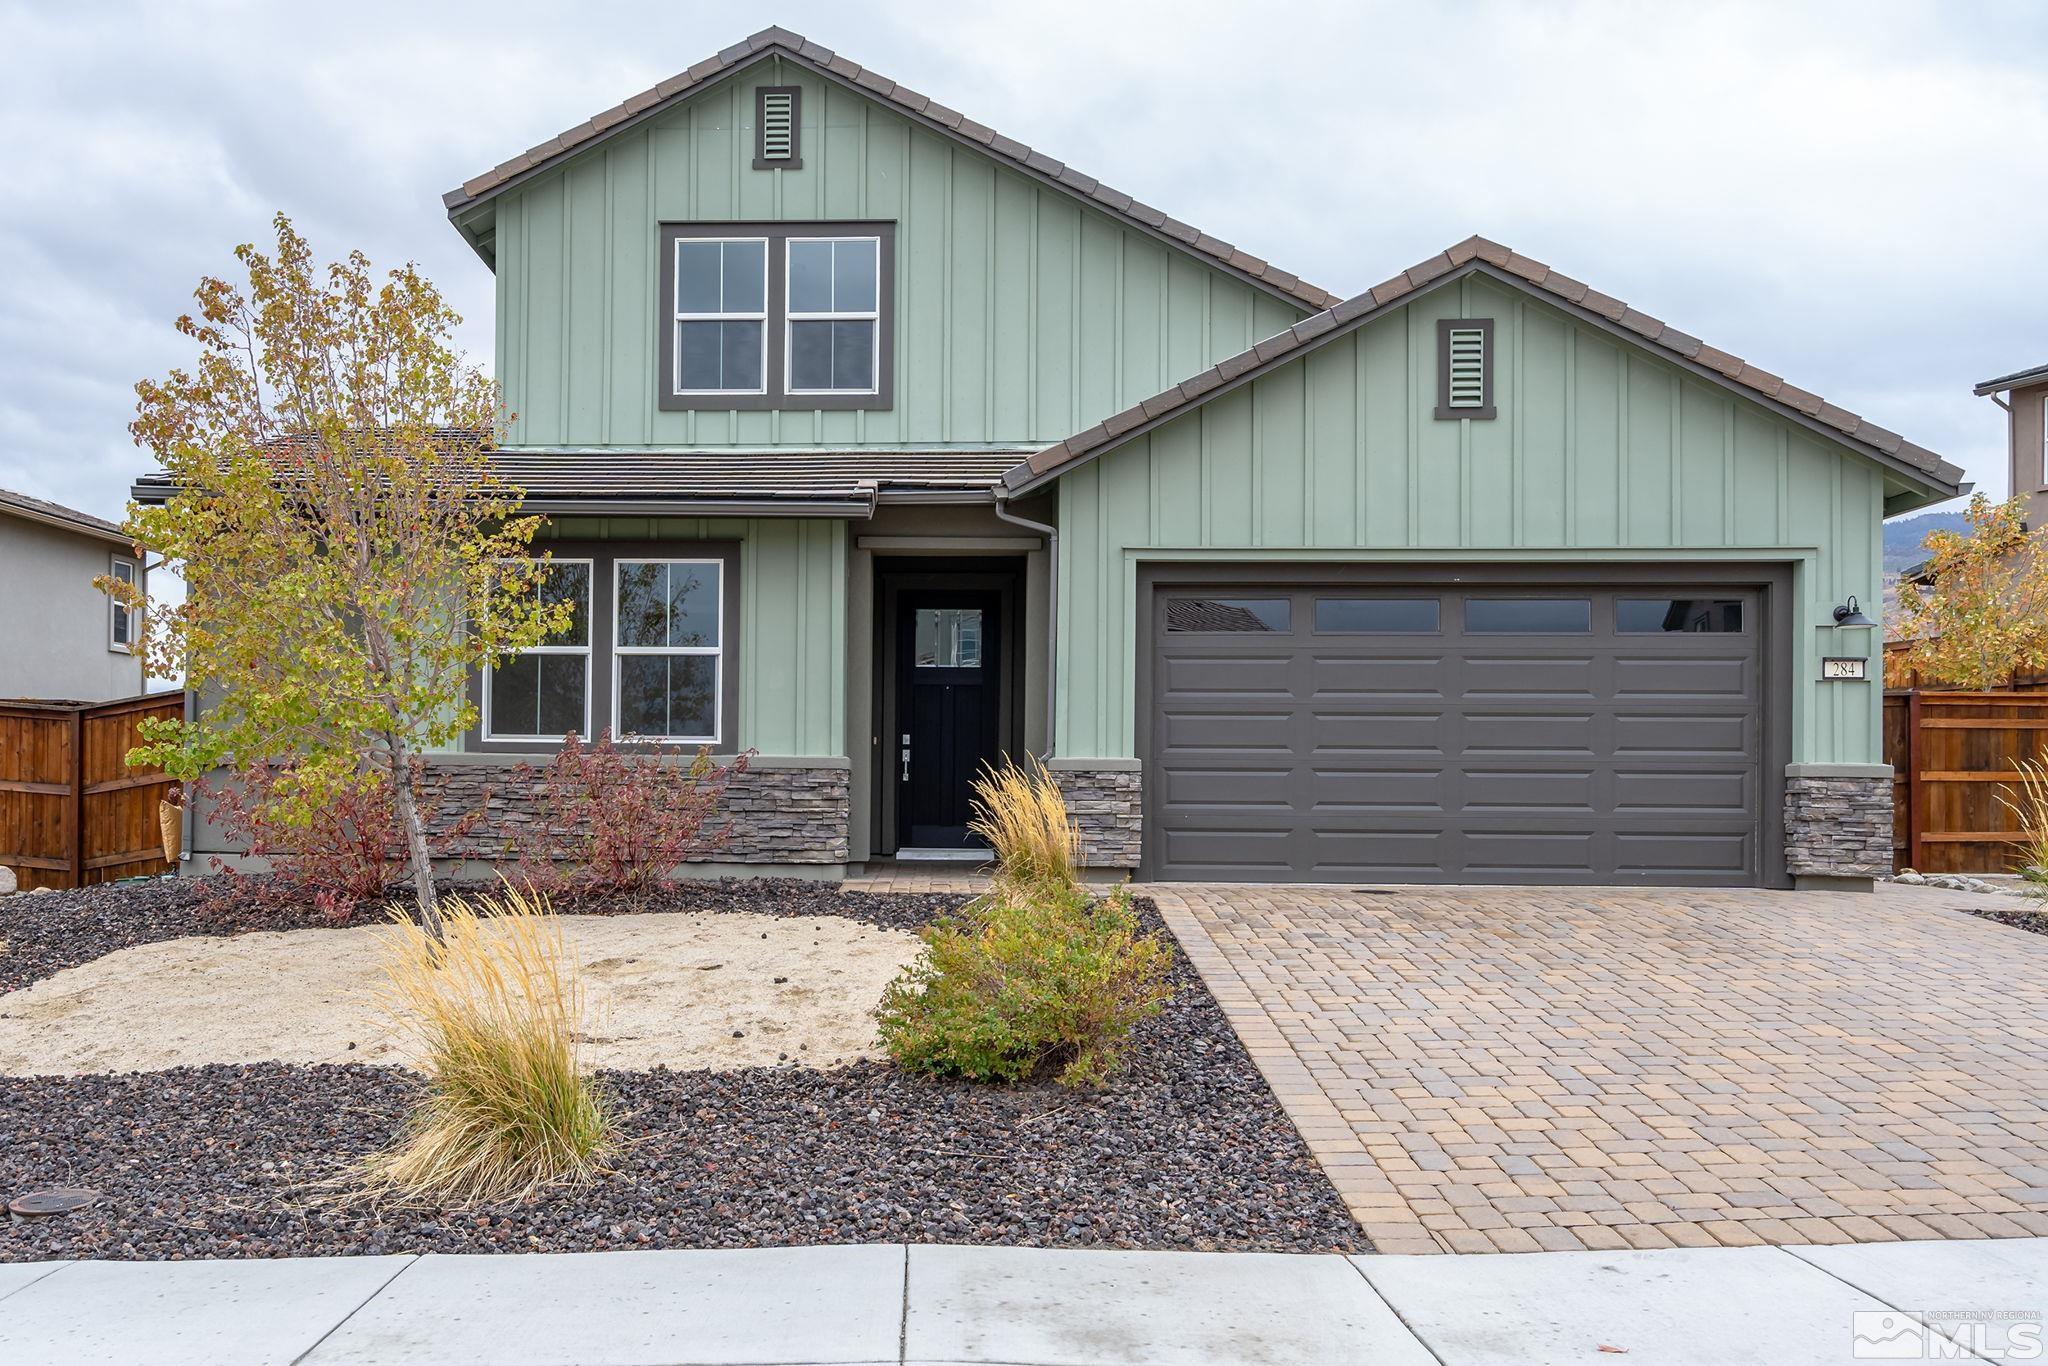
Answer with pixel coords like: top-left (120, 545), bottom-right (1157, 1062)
top-left (2, 0), bottom-right (2040, 526)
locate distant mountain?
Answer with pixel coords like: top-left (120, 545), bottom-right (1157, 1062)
top-left (1883, 508), bottom-right (1973, 573)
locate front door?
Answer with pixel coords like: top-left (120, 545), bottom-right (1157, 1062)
top-left (896, 591), bottom-right (1002, 848)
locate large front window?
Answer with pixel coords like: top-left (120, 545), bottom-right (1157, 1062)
top-left (614, 559), bottom-right (723, 743)
top-left (659, 222), bottom-right (894, 412)
top-left (484, 560), bottom-right (591, 742)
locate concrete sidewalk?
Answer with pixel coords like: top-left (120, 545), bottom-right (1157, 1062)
top-left (1, 1238), bottom-right (2043, 1365)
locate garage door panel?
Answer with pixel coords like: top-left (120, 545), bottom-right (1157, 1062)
top-left (1150, 581), bottom-right (1766, 887)
top-left (1612, 654), bottom-right (1753, 698)
top-left (1460, 655), bottom-right (1599, 696)
top-left (1156, 652), bottom-right (1294, 698)
top-left (1308, 653), bottom-right (1448, 697)
top-left (1311, 766), bottom-right (1449, 811)
top-left (1613, 769), bottom-right (1751, 814)
top-left (1310, 711), bottom-right (1448, 753)
top-left (1158, 709), bottom-right (1295, 752)
top-left (1463, 712), bottom-right (1597, 754)
top-left (1460, 769), bottom-right (1596, 812)
top-left (1306, 828), bottom-right (1450, 876)
top-left (1616, 831), bottom-right (1751, 875)
top-left (1612, 712), bottom-right (1750, 757)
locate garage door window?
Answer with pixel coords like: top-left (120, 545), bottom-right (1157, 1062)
top-left (1464, 598), bottom-right (1591, 633)
top-left (1617, 598), bottom-right (1744, 633)
top-left (1165, 598), bottom-right (1291, 633)
top-left (1314, 598), bottom-right (1440, 633)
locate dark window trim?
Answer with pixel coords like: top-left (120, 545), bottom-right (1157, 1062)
top-left (466, 539), bottom-right (743, 756)
top-left (753, 85), bottom-right (802, 170)
top-left (1434, 316), bottom-right (1497, 421)
top-left (657, 221), bottom-right (896, 413)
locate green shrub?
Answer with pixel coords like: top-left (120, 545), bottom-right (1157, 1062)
top-left (876, 880), bottom-right (1174, 1087)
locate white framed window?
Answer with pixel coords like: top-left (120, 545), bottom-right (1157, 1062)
top-left (784, 236), bottom-right (880, 394)
top-left (483, 559), bottom-right (592, 742)
top-left (107, 555), bottom-right (137, 653)
top-left (672, 237), bottom-right (768, 395)
top-left (612, 558), bottom-right (722, 744)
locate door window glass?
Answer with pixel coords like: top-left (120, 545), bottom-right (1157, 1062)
top-left (1616, 598), bottom-right (1744, 633)
top-left (1464, 598), bottom-right (1592, 633)
top-left (1314, 598), bottom-right (1439, 633)
top-left (1164, 598), bottom-right (1292, 633)
top-left (915, 608), bottom-right (982, 667)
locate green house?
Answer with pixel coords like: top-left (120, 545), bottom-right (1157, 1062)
top-left (339, 27), bottom-right (1971, 888)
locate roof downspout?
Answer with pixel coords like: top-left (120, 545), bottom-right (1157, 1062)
top-left (992, 492), bottom-right (1057, 760)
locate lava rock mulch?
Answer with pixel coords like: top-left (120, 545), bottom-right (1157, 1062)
top-left (0, 876), bottom-right (958, 994)
top-left (1964, 903), bottom-right (2048, 938)
top-left (0, 886), bottom-right (1367, 1259)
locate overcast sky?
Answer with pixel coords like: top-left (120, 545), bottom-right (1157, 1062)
top-left (3, 0), bottom-right (2042, 526)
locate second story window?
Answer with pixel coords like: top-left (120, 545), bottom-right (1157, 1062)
top-left (673, 238), bottom-right (767, 395)
top-left (659, 222), bottom-right (895, 413)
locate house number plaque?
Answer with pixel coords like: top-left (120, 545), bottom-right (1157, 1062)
top-left (1820, 656), bottom-right (1868, 681)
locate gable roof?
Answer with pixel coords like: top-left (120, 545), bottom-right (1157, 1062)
top-left (442, 26), bottom-right (1338, 314)
top-left (0, 487), bottom-right (134, 548)
top-left (1976, 362), bottom-right (2048, 396)
top-left (1003, 235), bottom-right (1965, 502)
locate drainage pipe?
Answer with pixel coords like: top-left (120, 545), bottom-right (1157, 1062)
top-left (991, 491), bottom-right (1058, 760)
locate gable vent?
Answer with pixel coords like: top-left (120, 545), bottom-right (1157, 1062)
top-left (1434, 317), bottom-right (1497, 420)
top-left (754, 86), bottom-right (802, 170)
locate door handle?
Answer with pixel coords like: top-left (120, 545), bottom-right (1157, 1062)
top-left (900, 733), bottom-right (911, 782)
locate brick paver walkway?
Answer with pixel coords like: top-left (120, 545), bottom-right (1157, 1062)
top-left (1150, 882), bottom-right (2048, 1255)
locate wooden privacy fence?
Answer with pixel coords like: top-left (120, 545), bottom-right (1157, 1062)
top-left (1885, 689), bottom-right (2048, 874)
top-left (0, 693), bottom-right (184, 891)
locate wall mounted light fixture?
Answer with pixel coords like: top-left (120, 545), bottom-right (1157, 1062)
top-left (1831, 596), bottom-right (1877, 628)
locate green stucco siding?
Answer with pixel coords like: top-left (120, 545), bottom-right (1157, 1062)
top-left (1055, 275), bottom-right (1887, 767)
top-left (542, 516), bottom-right (845, 757)
top-left (487, 58), bottom-right (1305, 448)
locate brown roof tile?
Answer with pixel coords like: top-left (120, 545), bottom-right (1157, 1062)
top-left (443, 27), bottom-right (1337, 312)
top-left (1004, 234), bottom-right (1962, 495)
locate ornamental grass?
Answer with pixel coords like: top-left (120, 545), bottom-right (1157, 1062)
top-left (1998, 758), bottom-right (2048, 895)
top-left (967, 756), bottom-right (1080, 892)
top-left (360, 885), bottom-right (613, 1204)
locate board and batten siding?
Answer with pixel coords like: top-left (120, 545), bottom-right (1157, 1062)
top-left (1054, 275), bottom-right (1886, 769)
top-left (535, 516), bottom-right (846, 758)
top-left (487, 58), bottom-right (1307, 449)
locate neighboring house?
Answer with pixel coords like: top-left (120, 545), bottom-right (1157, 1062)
top-left (1975, 361), bottom-right (2048, 528)
top-left (141, 26), bottom-right (1962, 890)
top-left (0, 488), bottom-right (147, 702)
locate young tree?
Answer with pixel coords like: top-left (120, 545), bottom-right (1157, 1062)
top-left (1890, 493), bottom-right (2048, 691)
top-left (109, 213), bottom-right (568, 936)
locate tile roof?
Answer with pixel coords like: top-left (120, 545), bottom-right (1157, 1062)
top-left (442, 26), bottom-right (1338, 314)
top-left (1006, 235), bottom-right (1965, 496)
top-left (132, 448), bottom-right (1026, 512)
top-left (1975, 362), bottom-right (2048, 396)
top-left (0, 486), bottom-right (133, 546)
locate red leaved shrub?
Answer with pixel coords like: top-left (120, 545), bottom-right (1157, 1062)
top-left (511, 732), bottom-right (750, 898)
top-left (197, 760), bottom-right (484, 922)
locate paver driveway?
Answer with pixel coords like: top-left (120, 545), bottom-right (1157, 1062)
top-left (1150, 882), bottom-right (2048, 1255)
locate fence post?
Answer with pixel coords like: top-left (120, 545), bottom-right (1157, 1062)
top-left (69, 706), bottom-right (85, 888)
top-left (1905, 688), bottom-right (1926, 873)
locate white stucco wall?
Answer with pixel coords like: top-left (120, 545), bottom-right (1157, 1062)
top-left (0, 513), bottom-right (148, 701)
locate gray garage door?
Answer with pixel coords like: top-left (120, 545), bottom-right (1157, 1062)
top-left (1147, 583), bottom-right (1766, 885)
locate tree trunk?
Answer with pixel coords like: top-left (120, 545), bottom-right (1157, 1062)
top-left (386, 736), bottom-right (443, 941)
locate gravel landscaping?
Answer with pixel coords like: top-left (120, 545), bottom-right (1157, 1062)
top-left (1964, 902), bottom-right (2048, 937)
top-left (0, 881), bottom-right (1366, 1259)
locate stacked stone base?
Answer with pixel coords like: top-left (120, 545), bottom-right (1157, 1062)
top-left (1783, 770), bottom-right (1892, 881)
top-left (416, 758), bottom-right (850, 865)
top-left (1049, 761), bottom-right (1142, 869)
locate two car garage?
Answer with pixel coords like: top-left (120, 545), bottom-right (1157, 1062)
top-left (1140, 566), bottom-right (1789, 887)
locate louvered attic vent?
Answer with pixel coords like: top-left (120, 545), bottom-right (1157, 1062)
top-left (754, 86), bottom-right (802, 170)
top-left (1434, 317), bottom-right (1497, 420)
